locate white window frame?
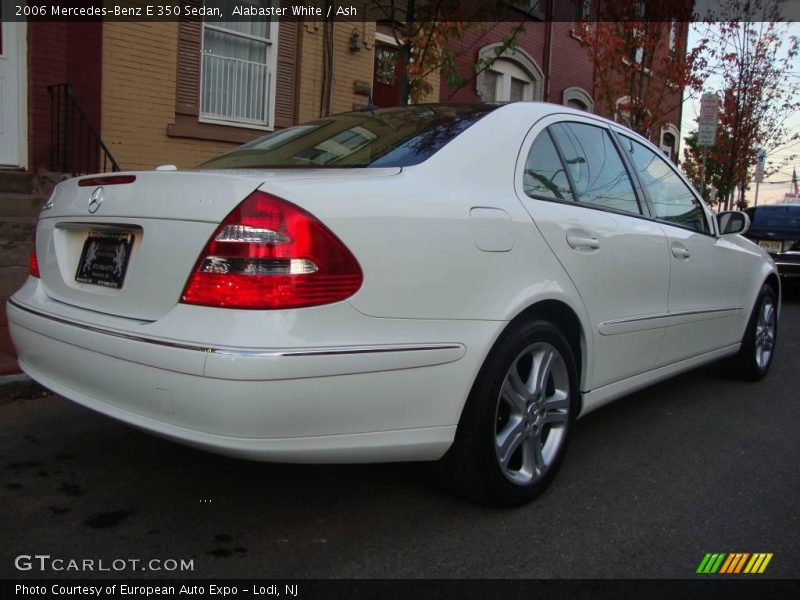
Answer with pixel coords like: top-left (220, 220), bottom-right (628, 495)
top-left (488, 59), bottom-right (535, 102)
top-left (476, 44), bottom-right (543, 102)
top-left (660, 123), bottom-right (680, 160)
top-left (563, 86), bottom-right (594, 113)
top-left (199, 18), bottom-right (279, 131)
top-left (668, 20), bottom-right (677, 52)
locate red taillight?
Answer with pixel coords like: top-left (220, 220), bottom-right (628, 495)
top-left (29, 225), bottom-right (40, 278)
top-left (181, 191), bottom-right (362, 309)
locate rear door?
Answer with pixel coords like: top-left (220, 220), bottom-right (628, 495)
top-left (515, 116), bottom-right (670, 389)
top-left (616, 133), bottom-right (745, 362)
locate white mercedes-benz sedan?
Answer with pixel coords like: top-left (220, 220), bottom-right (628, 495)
top-left (8, 103), bottom-right (779, 505)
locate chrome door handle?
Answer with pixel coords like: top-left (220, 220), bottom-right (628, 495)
top-left (671, 244), bottom-right (690, 259)
top-left (566, 234), bottom-right (600, 250)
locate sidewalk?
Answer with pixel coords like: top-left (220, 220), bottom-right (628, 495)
top-left (0, 302), bottom-right (19, 375)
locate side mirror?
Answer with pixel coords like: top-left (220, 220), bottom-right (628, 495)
top-left (717, 211), bottom-right (750, 236)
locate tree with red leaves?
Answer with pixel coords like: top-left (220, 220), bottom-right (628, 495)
top-left (692, 1), bottom-right (800, 210)
top-left (575, 1), bottom-right (708, 142)
top-left (368, 0), bottom-right (529, 104)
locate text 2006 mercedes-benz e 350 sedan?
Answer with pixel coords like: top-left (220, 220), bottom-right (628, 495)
top-left (8, 103), bottom-right (779, 505)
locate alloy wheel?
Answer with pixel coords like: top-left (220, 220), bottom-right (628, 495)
top-left (494, 342), bottom-right (571, 486)
top-left (755, 297), bottom-right (776, 370)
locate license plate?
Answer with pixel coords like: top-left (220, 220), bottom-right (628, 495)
top-left (758, 240), bottom-right (783, 253)
top-left (75, 232), bottom-right (134, 289)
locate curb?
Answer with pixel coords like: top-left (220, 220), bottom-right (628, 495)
top-left (0, 373), bottom-right (49, 405)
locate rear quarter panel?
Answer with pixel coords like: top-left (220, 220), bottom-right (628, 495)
top-left (258, 105), bottom-right (594, 388)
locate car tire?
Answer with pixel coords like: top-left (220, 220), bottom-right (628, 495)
top-left (439, 319), bottom-right (579, 506)
top-left (725, 284), bottom-right (778, 381)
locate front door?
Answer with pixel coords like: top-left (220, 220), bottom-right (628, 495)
top-left (617, 133), bottom-right (744, 363)
top-left (517, 117), bottom-right (671, 390)
top-left (0, 20), bottom-right (23, 166)
top-left (372, 43), bottom-right (402, 107)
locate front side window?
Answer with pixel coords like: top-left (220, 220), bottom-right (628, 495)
top-left (621, 136), bottom-right (710, 233)
top-left (549, 122), bottom-right (641, 215)
top-left (201, 1), bottom-right (275, 127)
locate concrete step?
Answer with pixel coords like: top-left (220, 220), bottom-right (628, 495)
top-left (0, 193), bottom-right (47, 218)
top-left (0, 217), bottom-right (36, 243)
top-left (0, 170), bottom-right (36, 194)
top-left (0, 241), bottom-right (32, 268)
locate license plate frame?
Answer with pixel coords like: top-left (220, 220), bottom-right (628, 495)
top-left (75, 231), bottom-right (134, 289)
top-left (758, 240), bottom-right (783, 254)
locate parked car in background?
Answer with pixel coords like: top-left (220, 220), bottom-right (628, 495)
top-left (8, 103), bottom-right (780, 506)
top-left (744, 204), bottom-right (800, 284)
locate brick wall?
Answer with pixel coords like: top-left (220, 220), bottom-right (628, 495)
top-left (298, 21), bottom-right (439, 123)
top-left (547, 21), bottom-right (594, 107)
top-left (298, 21), bottom-right (378, 122)
top-left (101, 21), bottom-right (234, 170)
top-left (439, 22), bottom-right (546, 103)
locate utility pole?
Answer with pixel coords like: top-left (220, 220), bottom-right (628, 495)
top-left (754, 149), bottom-right (766, 207)
top-left (700, 148), bottom-right (707, 198)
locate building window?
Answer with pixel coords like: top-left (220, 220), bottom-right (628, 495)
top-left (632, 1), bottom-right (646, 64)
top-left (660, 124), bottom-right (680, 161)
top-left (476, 44), bottom-right (543, 102)
top-left (668, 20), bottom-right (677, 52)
top-left (200, 1), bottom-right (277, 129)
top-left (518, 1), bottom-right (545, 20)
top-left (615, 96), bottom-right (632, 127)
top-left (481, 59), bottom-right (536, 102)
top-left (562, 87), bottom-right (593, 112)
top-left (574, 0), bottom-right (591, 22)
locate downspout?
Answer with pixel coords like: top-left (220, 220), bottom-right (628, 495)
top-left (675, 23), bottom-right (687, 164)
top-left (327, 17), bottom-right (335, 116)
top-left (543, 0), bottom-right (553, 101)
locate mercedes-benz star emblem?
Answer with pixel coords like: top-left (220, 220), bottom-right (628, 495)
top-left (88, 187), bottom-right (104, 214)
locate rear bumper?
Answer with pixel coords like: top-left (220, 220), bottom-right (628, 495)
top-left (7, 286), bottom-right (502, 462)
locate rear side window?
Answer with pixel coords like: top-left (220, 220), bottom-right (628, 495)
top-left (549, 123), bottom-right (641, 215)
top-left (523, 132), bottom-right (574, 201)
top-left (621, 136), bottom-right (710, 234)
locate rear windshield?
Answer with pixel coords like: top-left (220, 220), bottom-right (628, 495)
top-left (746, 205), bottom-right (800, 229)
top-left (199, 104), bottom-right (496, 170)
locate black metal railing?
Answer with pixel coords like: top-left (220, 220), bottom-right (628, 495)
top-left (48, 83), bottom-right (120, 175)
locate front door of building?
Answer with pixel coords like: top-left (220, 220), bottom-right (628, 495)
top-left (373, 43), bottom-right (402, 107)
top-left (0, 19), bottom-right (23, 166)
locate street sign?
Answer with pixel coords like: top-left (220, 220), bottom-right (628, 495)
top-left (699, 93), bottom-right (720, 119)
top-left (698, 118), bottom-right (717, 146)
top-left (755, 149), bottom-right (766, 183)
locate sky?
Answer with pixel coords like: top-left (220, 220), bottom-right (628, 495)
top-left (679, 21), bottom-right (800, 205)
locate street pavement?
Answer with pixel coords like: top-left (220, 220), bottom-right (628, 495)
top-left (1, 288), bottom-right (798, 579)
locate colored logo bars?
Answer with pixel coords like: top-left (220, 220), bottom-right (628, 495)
top-left (696, 553), bottom-right (773, 574)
